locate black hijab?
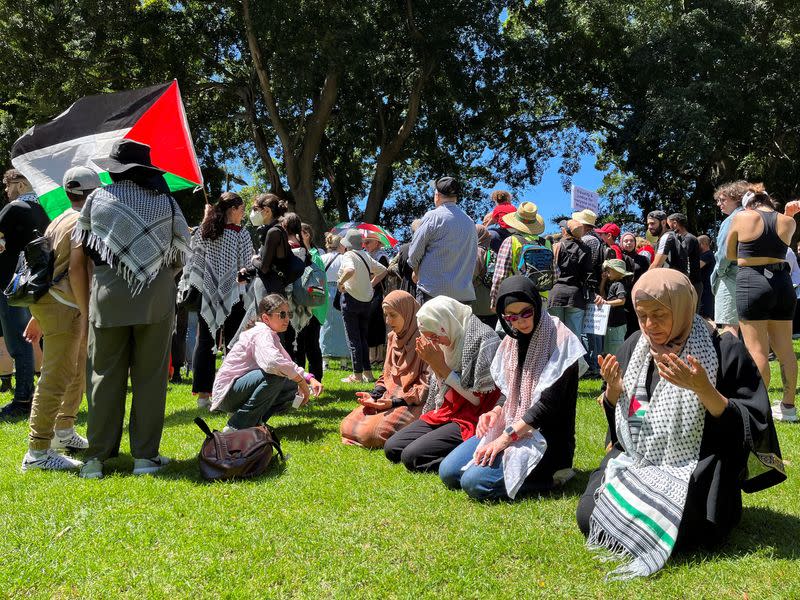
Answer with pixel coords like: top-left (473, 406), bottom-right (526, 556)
top-left (494, 276), bottom-right (542, 362)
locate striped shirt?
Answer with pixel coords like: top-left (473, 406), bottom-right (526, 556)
top-left (408, 202), bottom-right (477, 301)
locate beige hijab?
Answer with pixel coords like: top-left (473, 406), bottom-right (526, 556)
top-left (631, 269), bottom-right (697, 356)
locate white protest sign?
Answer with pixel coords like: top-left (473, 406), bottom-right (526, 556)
top-left (571, 184), bottom-right (600, 213)
top-left (582, 303), bottom-right (611, 336)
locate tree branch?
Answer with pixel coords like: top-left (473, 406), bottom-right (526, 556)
top-left (241, 0), bottom-right (293, 159)
top-left (299, 70), bottom-right (339, 179)
top-left (237, 83), bottom-right (285, 195)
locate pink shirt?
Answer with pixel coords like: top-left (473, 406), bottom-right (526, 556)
top-left (211, 322), bottom-right (305, 410)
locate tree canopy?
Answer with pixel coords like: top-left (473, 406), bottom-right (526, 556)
top-left (2, 0), bottom-right (799, 235)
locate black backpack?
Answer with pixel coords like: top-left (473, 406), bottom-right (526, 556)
top-left (4, 230), bottom-right (64, 307)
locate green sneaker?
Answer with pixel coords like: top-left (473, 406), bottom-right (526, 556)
top-left (132, 455), bottom-right (171, 475)
top-left (79, 458), bottom-right (103, 479)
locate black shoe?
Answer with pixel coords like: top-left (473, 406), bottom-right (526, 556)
top-left (170, 373), bottom-right (183, 384)
top-left (0, 400), bottom-right (32, 421)
top-left (0, 376), bottom-right (12, 393)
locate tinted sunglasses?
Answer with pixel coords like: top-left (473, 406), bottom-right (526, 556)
top-left (270, 310), bottom-right (293, 319)
top-left (502, 307), bottom-right (534, 323)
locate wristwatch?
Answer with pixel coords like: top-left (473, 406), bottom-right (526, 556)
top-left (504, 425), bottom-right (519, 442)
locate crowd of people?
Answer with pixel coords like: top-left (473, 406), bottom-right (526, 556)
top-left (0, 153), bottom-right (796, 578)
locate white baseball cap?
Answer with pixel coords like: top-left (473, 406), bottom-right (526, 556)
top-left (62, 166), bottom-right (101, 195)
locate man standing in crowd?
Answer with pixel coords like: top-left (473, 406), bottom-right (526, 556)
top-left (488, 201), bottom-right (547, 308)
top-left (75, 140), bottom-right (191, 479)
top-left (572, 209), bottom-right (608, 376)
top-left (698, 234), bottom-right (716, 320)
top-left (668, 212), bottom-right (702, 309)
top-left (647, 209), bottom-right (687, 273)
top-left (594, 222), bottom-right (622, 259)
top-left (21, 167), bottom-right (99, 471)
top-left (0, 169), bottom-right (50, 419)
top-left (409, 176), bottom-right (477, 305)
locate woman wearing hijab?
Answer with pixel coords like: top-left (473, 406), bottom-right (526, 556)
top-left (383, 297), bottom-right (501, 472)
top-left (472, 224), bottom-right (498, 328)
top-left (576, 270), bottom-right (785, 580)
top-left (340, 291), bottom-right (429, 448)
top-left (439, 276), bottom-right (585, 500)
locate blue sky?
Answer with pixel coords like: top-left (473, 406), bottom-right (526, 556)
top-left (500, 153), bottom-right (608, 235)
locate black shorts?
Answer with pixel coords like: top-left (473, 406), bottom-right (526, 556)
top-left (736, 264), bottom-right (796, 321)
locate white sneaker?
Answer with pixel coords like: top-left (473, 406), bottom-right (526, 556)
top-left (51, 428), bottom-right (89, 451)
top-left (771, 402), bottom-right (798, 423)
top-left (22, 449), bottom-right (83, 472)
top-left (133, 455), bottom-right (171, 475)
top-left (197, 396), bottom-right (212, 410)
top-left (222, 426), bottom-right (237, 433)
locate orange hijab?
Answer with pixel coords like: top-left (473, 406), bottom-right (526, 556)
top-left (381, 291), bottom-right (426, 396)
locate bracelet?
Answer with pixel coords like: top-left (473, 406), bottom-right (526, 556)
top-left (304, 373), bottom-right (314, 384)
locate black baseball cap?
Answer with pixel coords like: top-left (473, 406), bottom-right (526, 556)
top-left (647, 210), bottom-right (667, 221)
top-left (429, 176), bottom-right (460, 197)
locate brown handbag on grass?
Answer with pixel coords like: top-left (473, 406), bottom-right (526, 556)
top-left (194, 417), bottom-right (284, 481)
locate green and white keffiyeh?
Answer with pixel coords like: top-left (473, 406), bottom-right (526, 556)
top-left (588, 315), bottom-right (718, 579)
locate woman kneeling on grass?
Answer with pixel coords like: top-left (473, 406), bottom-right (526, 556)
top-left (577, 270), bottom-right (785, 580)
top-left (383, 296), bottom-right (501, 472)
top-left (211, 294), bottom-right (323, 431)
top-left (439, 276), bottom-right (585, 500)
top-left (340, 291), bottom-right (429, 448)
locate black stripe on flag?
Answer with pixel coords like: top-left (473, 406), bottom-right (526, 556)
top-left (11, 82), bottom-right (172, 157)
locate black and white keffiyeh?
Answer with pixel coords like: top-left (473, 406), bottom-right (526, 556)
top-left (74, 181), bottom-right (191, 294)
top-left (588, 315), bottom-right (718, 579)
top-left (180, 227), bottom-right (254, 332)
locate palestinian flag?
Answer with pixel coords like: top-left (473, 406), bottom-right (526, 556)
top-left (11, 80), bottom-right (203, 219)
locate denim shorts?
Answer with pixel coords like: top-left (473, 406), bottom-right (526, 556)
top-left (736, 264), bottom-right (796, 321)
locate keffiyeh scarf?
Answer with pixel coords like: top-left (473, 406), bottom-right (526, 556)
top-left (588, 315), bottom-right (718, 579)
top-left (475, 315), bottom-right (585, 498)
top-left (74, 181), bottom-right (190, 295)
top-left (422, 316), bottom-right (499, 413)
top-left (180, 227), bottom-right (254, 333)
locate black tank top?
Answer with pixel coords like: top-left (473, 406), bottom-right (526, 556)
top-left (737, 210), bottom-right (788, 260)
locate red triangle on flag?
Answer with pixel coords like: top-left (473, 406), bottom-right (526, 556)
top-left (628, 395), bottom-right (641, 417)
top-left (124, 80), bottom-right (202, 185)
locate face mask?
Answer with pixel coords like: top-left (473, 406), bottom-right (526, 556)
top-left (249, 209), bottom-right (264, 227)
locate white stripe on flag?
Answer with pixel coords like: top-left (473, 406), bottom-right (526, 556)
top-left (11, 128), bottom-right (130, 197)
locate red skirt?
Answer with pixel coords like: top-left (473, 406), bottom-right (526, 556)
top-left (421, 386), bottom-right (501, 441)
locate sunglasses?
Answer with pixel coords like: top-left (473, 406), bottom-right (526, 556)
top-left (502, 307), bottom-right (534, 323)
top-left (269, 310), bottom-right (293, 320)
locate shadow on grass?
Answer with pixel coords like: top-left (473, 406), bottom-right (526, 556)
top-left (273, 420), bottom-right (329, 442)
top-left (99, 455), bottom-right (289, 484)
top-left (163, 407), bottom-right (220, 428)
top-left (672, 506), bottom-right (800, 564)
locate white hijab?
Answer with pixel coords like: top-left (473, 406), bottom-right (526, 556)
top-left (416, 296), bottom-right (473, 372)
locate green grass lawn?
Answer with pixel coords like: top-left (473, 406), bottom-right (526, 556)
top-left (0, 355), bottom-right (798, 599)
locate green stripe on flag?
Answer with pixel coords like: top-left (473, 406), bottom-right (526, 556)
top-left (606, 482), bottom-right (675, 548)
top-left (38, 187), bottom-right (72, 220)
top-left (164, 172), bottom-right (198, 192)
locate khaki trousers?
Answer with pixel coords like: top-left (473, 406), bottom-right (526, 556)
top-left (85, 312), bottom-right (173, 461)
top-left (28, 297), bottom-right (86, 451)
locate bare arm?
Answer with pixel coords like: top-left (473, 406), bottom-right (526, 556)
top-left (726, 218), bottom-right (739, 262)
top-left (69, 245), bottom-right (90, 318)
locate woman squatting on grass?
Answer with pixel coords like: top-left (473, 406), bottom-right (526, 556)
top-left (211, 294), bottom-right (323, 431)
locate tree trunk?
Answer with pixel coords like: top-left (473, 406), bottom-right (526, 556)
top-left (241, 0), bottom-right (334, 231)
